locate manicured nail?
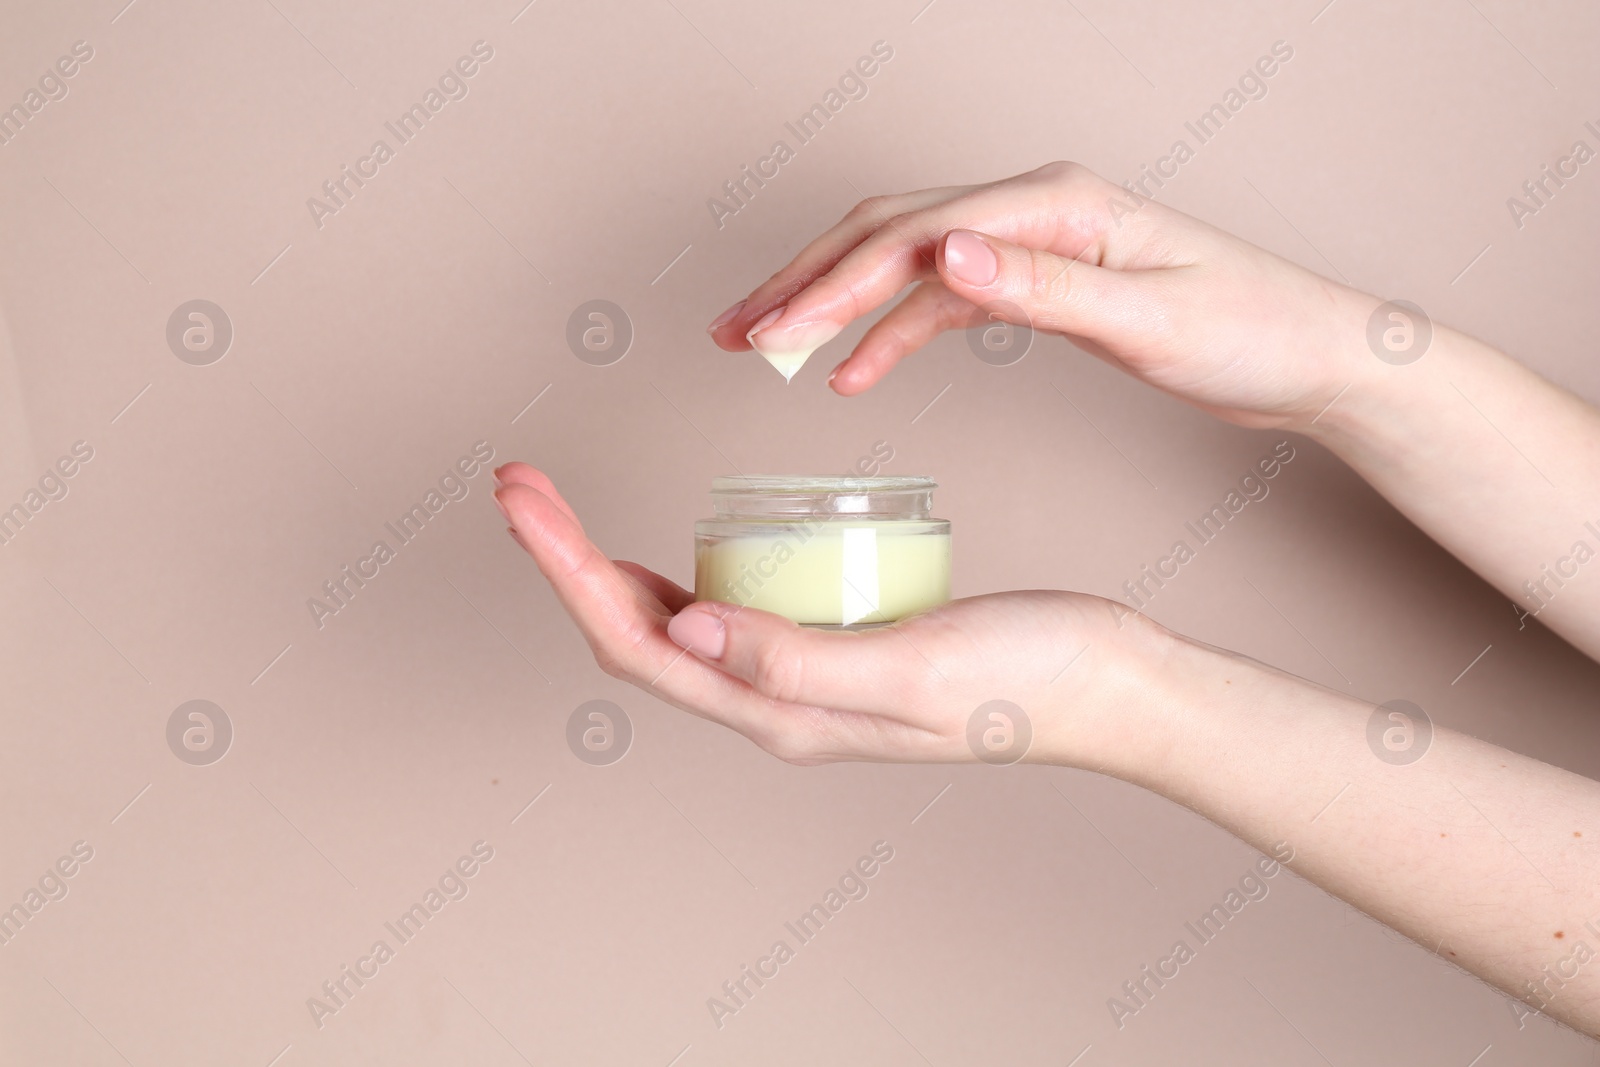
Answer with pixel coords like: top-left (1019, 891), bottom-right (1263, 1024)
top-left (668, 607), bottom-right (726, 659)
top-left (827, 361), bottom-right (844, 386)
top-left (943, 229), bottom-right (998, 287)
top-left (707, 299), bottom-right (746, 333)
top-left (745, 306), bottom-right (785, 342)
top-left (493, 490), bottom-right (511, 523)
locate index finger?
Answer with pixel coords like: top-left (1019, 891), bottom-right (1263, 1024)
top-left (495, 480), bottom-right (823, 739)
top-left (741, 173), bottom-right (1112, 364)
top-left (496, 482), bottom-right (660, 662)
top-left (708, 184), bottom-right (977, 350)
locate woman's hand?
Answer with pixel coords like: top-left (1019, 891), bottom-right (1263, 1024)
top-left (498, 458), bottom-right (1600, 1039)
top-left (492, 461), bottom-right (1170, 768)
top-left (708, 160), bottom-right (1600, 659)
top-left (493, 471), bottom-right (1600, 1038)
top-left (707, 160), bottom-right (1373, 431)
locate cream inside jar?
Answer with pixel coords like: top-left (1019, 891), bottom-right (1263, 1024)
top-left (693, 475), bottom-right (951, 627)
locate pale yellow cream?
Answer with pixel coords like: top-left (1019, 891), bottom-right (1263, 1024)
top-left (746, 320), bottom-right (842, 383)
top-left (695, 523), bottom-right (950, 626)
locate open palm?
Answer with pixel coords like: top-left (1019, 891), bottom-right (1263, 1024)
top-left (493, 461), bottom-right (1156, 766)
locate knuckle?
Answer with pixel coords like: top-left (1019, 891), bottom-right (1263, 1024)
top-left (1034, 159), bottom-right (1115, 202)
top-left (1035, 159), bottom-right (1085, 182)
top-left (882, 211), bottom-right (923, 241)
top-left (1028, 249), bottom-right (1073, 304)
top-left (761, 727), bottom-right (816, 765)
top-left (870, 315), bottom-right (915, 358)
top-left (591, 626), bottom-right (652, 682)
top-left (847, 195), bottom-right (890, 221)
top-left (804, 271), bottom-right (868, 323)
top-left (593, 649), bottom-right (629, 680)
top-left (750, 635), bottom-right (807, 704)
top-left (552, 537), bottom-right (605, 582)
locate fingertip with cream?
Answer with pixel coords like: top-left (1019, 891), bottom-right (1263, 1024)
top-left (746, 307), bottom-right (843, 383)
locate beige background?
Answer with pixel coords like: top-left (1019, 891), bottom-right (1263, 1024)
top-left (2, 0), bottom-right (1599, 1062)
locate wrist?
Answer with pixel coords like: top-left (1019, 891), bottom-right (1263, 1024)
top-left (1269, 283), bottom-right (1387, 440)
top-left (1101, 628), bottom-right (1244, 786)
top-left (1296, 300), bottom-right (1484, 449)
top-left (1030, 609), bottom-right (1239, 780)
top-left (1036, 608), bottom-right (1329, 794)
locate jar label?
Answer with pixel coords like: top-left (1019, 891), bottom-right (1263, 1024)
top-left (840, 527), bottom-right (880, 626)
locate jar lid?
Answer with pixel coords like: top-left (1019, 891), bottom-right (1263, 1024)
top-left (710, 475), bottom-right (936, 493)
top-left (709, 475), bottom-right (937, 519)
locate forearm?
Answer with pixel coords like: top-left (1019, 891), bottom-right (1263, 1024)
top-left (1309, 320), bottom-right (1600, 657)
top-left (1082, 633), bottom-right (1600, 1033)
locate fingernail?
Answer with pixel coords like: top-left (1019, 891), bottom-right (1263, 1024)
top-left (745, 306), bottom-right (785, 343)
top-left (668, 607), bottom-right (726, 659)
top-left (745, 306), bottom-right (842, 382)
top-left (707, 299), bottom-right (746, 334)
top-left (493, 490), bottom-right (511, 523)
top-left (943, 229), bottom-right (998, 287)
top-left (749, 313), bottom-right (842, 358)
top-left (827, 361), bottom-right (844, 386)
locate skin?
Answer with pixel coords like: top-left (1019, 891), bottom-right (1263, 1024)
top-left (498, 162), bottom-right (1600, 1034)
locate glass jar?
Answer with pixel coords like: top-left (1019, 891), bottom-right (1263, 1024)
top-left (693, 475), bottom-right (951, 627)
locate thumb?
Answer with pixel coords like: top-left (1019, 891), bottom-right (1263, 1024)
top-left (936, 228), bottom-right (1150, 347)
top-left (665, 600), bottom-right (922, 714)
